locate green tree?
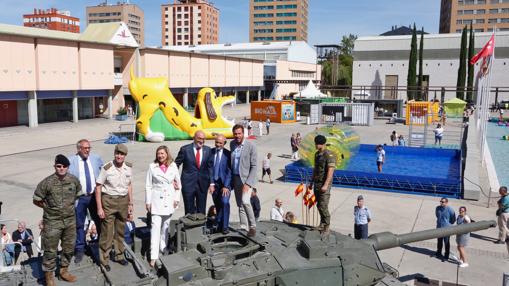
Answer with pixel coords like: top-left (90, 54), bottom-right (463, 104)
top-left (339, 34), bottom-right (357, 55)
top-left (417, 27), bottom-right (424, 100)
top-left (407, 24), bottom-right (417, 101)
top-left (467, 24), bottom-right (475, 102)
top-left (456, 26), bottom-right (468, 100)
top-left (320, 34), bottom-right (357, 86)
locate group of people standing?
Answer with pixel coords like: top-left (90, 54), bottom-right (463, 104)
top-left (28, 123), bottom-right (260, 284)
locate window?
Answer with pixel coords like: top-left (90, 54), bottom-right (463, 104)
top-left (464, 10), bottom-right (473, 14)
top-left (254, 21), bottom-right (273, 26)
top-left (477, 9), bottom-right (485, 14)
top-left (276, 12), bottom-right (297, 17)
top-left (254, 5), bottom-right (274, 10)
top-left (488, 18), bottom-right (498, 23)
top-left (502, 8), bottom-right (509, 13)
top-left (474, 28), bottom-right (484, 32)
top-left (463, 19), bottom-right (473, 24)
top-left (457, 19), bottom-right (463, 24)
top-left (253, 36), bottom-right (274, 41)
top-left (254, 13), bottom-right (274, 18)
top-left (477, 0), bottom-right (486, 3)
top-left (254, 28), bottom-right (274, 33)
top-left (276, 20), bottom-right (297, 25)
top-left (276, 4), bottom-right (297, 9)
top-left (490, 9), bottom-right (499, 14)
top-left (501, 17), bottom-right (509, 22)
top-left (276, 28), bottom-right (296, 32)
top-left (476, 18), bottom-right (485, 23)
top-left (276, 36), bottom-right (297, 40)
top-left (457, 10), bottom-right (464, 15)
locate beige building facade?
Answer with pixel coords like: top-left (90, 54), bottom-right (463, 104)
top-left (0, 23), bottom-right (264, 128)
top-left (249, 0), bottom-right (308, 42)
top-left (86, 2), bottom-right (144, 45)
top-left (161, 0), bottom-right (219, 46)
top-left (440, 0), bottom-right (509, 34)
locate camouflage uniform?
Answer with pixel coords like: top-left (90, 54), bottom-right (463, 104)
top-left (312, 149), bottom-right (336, 227)
top-left (33, 173), bottom-right (82, 271)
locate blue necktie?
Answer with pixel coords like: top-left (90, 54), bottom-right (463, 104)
top-left (214, 150), bottom-right (220, 181)
top-left (83, 158), bottom-right (92, 194)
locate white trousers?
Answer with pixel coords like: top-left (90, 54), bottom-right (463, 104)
top-left (150, 214), bottom-right (171, 260)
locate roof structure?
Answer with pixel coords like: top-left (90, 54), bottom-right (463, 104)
top-left (380, 25), bottom-right (428, 36)
top-left (298, 80), bottom-right (327, 98)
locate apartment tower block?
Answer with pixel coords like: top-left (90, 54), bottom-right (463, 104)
top-left (23, 8), bottom-right (80, 33)
top-left (440, 0), bottom-right (509, 33)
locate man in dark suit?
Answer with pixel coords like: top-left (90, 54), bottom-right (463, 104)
top-left (12, 221), bottom-right (34, 263)
top-left (207, 134), bottom-right (232, 234)
top-left (175, 130), bottom-right (211, 214)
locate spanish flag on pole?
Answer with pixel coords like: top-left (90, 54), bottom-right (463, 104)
top-left (303, 188), bottom-right (312, 206)
top-left (294, 183), bottom-right (304, 197)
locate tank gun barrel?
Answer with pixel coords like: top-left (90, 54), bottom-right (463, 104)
top-left (367, 220), bottom-right (496, 251)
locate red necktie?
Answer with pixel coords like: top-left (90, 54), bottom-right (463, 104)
top-left (195, 148), bottom-right (201, 168)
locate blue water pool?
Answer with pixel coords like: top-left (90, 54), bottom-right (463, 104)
top-left (486, 122), bottom-right (509, 188)
top-left (285, 144), bottom-right (462, 198)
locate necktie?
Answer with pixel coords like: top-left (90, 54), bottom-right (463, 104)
top-left (214, 150), bottom-right (220, 181)
top-left (195, 148), bottom-right (201, 168)
top-left (83, 158), bottom-right (92, 194)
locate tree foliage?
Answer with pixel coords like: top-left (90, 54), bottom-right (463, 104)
top-left (467, 24), bottom-right (475, 102)
top-left (407, 24), bottom-right (418, 101)
top-left (417, 27), bottom-right (424, 101)
top-left (456, 26), bottom-right (468, 100)
top-left (320, 34), bottom-right (357, 86)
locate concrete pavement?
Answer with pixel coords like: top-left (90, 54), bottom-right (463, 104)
top-left (0, 104), bottom-right (507, 285)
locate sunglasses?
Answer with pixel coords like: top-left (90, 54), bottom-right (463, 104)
top-left (55, 164), bottom-right (68, 169)
top-left (440, 201), bottom-right (446, 203)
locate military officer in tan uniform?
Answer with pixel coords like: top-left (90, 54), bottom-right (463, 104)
top-left (308, 135), bottom-right (336, 235)
top-left (95, 144), bottom-right (133, 271)
top-left (33, 154), bottom-right (82, 286)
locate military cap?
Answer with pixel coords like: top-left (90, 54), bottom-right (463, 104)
top-left (357, 195), bottom-right (364, 201)
top-left (314, 135), bottom-right (327, 145)
top-left (55, 154), bottom-right (70, 167)
top-left (115, 143), bottom-right (128, 155)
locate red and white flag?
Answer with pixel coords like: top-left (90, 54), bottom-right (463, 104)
top-left (470, 34), bottom-right (495, 65)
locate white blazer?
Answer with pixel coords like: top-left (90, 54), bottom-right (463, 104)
top-left (145, 162), bottom-right (182, 216)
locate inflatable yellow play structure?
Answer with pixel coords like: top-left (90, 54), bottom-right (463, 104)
top-left (129, 69), bottom-right (235, 142)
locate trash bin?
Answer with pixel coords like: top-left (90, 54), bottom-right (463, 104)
top-left (296, 111), bottom-right (301, 121)
top-left (306, 116), bottom-right (310, 125)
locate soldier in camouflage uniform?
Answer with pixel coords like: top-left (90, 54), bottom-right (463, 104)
top-left (33, 154), bottom-right (82, 286)
top-left (308, 135), bottom-right (336, 235)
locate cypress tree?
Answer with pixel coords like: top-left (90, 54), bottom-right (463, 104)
top-left (467, 24), bottom-right (475, 102)
top-left (417, 27), bottom-right (424, 101)
top-left (407, 24), bottom-right (417, 101)
top-left (456, 26), bottom-right (468, 100)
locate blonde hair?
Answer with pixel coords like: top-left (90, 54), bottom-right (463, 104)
top-left (154, 145), bottom-right (173, 165)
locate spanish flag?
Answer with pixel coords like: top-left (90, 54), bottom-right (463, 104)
top-left (307, 194), bottom-right (316, 209)
top-left (294, 183), bottom-right (304, 197)
top-left (303, 187), bottom-right (312, 206)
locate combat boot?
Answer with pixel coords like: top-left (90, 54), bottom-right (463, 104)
top-left (314, 223), bottom-right (324, 231)
top-left (44, 271), bottom-right (56, 286)
top-left (320, 225), bottom-right (330, 236)
top-left (59, 267), bottom-right (77, 282)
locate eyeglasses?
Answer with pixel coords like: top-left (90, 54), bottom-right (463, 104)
top-left (55, 164), bottom-right (68, 169)
top-left (440, 201), bottom-right (446, 203)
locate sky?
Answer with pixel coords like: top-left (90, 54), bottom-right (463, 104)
top-left (0, 0), bottom-right (441, 46)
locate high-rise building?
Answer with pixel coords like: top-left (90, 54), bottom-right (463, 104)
top-left (161, 0), bottom-right (219, 46)
top-left (23, 8), bottom-right (80, 33)
top-left (86, 1), bottom-right (144, 45)
top-left (249, 0), bottom-right (308, 42)
top-left (440, 0), bottom-right (509, 34)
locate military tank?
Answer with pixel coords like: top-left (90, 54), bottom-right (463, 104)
top-left (0, 212), bottom-right (496, 286)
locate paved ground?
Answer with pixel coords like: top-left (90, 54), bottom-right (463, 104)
top-left (0, 104), bottom-right (507, 286)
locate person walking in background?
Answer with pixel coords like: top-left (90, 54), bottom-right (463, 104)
top-left (33, 154), bottom-right (82, 285)
top-left (12, 221), bottom-right (34, 264)
top-left (455, 206), bottom-right (471, 268)
top-left (398, 135), bottom-right (406, 146)
top-left (247, 119), bottom-right (253, 136)
top-left (230, 124), bottom-right (258, 237)
top-left (261, 153), bottom-right (273, 184)
top-left (207, 134), bottom-right (232, 234)
top-left (265, 118), bottom-right (271, 135)
top-left (68, 139), bottom-right (103, 264)
top-left (390, 131), bottom-right (398, 146)
top-left (145, 145), bottom-right (181, 268)
top-left (376, 145), bottom-right (385, 173)
top-left (270, 199), bottom-right (284, 222)
top-left (308, 135), bottom-right (336, 235)
top-left (290, 134), bottom-right (298, 160)
top-left (354, 195), bottom-right (372, 240)
top-left (251, 188), bottom-right (261, 221)
top-left (495, 186), bottom-right (509, 244)
top-left (435, 197), bottom-right (456, 261)
top-left (175, 130), bottom-right (211, 215)
top-left (95, 144), bottom-right (133, 272)
top-left (258, 121), bottom-right (263, 136)
top-left (295, 133), bottom-right (302, 160)
top-left (434, 124), bottom-right (444, 146)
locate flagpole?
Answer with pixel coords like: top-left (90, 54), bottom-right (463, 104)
top-left (480, 27), bottom-right (496, 164)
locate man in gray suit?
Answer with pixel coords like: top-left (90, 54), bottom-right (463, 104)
top-left (230, 124), bottom-right (258, 237)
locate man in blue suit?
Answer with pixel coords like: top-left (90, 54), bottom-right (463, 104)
top-left (207, 134), bottom-right (232, 234)
top-left (68, 139), bottom-right (103, 263)
top-left (175, 130), bottom-right (211, 215)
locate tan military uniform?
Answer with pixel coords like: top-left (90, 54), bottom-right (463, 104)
top-left (312, 149), bottom-right (337, 227)
top-left (96, 161), bottom-right (132, 266)
top-left (33, 173), bottom-right (82, 271)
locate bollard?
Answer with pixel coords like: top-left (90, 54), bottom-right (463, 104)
top-left (503, 272), bottom-right (509, 286)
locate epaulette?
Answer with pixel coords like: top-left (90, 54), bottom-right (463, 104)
top-left (103, 162), bottom-right (113, 170)
top-left (125, 162), bottom-right (133, 168)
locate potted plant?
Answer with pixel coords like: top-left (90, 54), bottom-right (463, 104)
top-left (116, 107), bottom-right (128, 121)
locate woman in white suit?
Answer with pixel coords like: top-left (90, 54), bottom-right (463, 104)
top-left (145, 145), bottom-right (181, 267)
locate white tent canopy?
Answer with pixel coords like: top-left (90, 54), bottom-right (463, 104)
top-left (298, 80), bottom-right (327, 98)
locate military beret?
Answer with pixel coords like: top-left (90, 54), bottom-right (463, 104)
top-left (115, 143), bottom-right (128, 155)
top-left (55, 154), bottom-right (70, 167)
top-left (314, 135), bottom-right (327, 145)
